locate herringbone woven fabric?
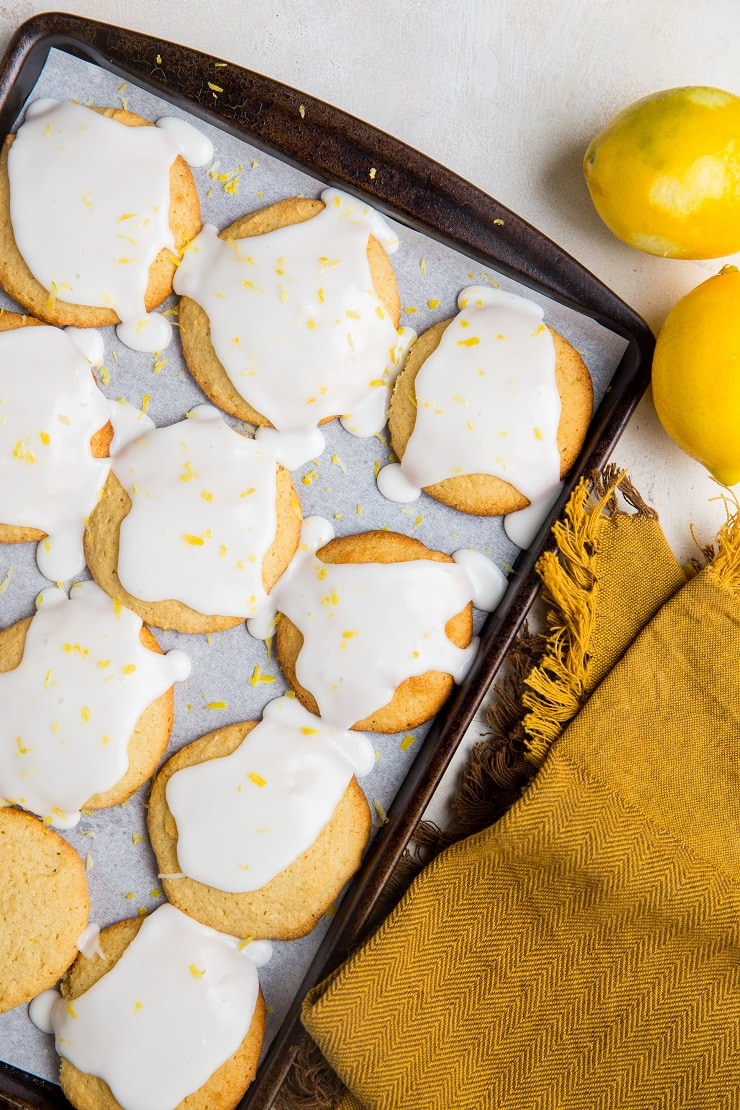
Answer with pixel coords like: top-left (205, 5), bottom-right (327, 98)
top-left (302, 514), bottom-right (740, 1109)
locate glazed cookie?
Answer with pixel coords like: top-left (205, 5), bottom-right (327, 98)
top-left (84, 406), bottom-right (302, 634)
top-left (274, 530), bottom-right (477, 733)
top-left (384, 285), bottom-right (594, 516)
top-left (0, 101), bottom-right (202, 343)
top-left (175, 190), bottom-right (402, 460)
top-left (0, 581), bottom-right (190, 829)
top-left (47, 906), bottom-right (266, 1110)
top-left (0, 313), bottom-right (112, 580)
top-left (148, 696), bottom-right (373, 940)
top-left (0, 808), bottom-right (90, 1014)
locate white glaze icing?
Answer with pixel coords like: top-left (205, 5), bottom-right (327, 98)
top-left (252, 521), bottom-right (485, 729)
top-left (167, 695), bottom-right (375, 893)
top-left (339, 325), bottom-right (416, 438)
top-left (173, 188), bottom-right (401, 449)
top-left (45, 904), bottom-right (261, 1110)
top-left (0, 581), bottom-right (190, 828)
top-left (0, 324), bottom-right (111, 581)
top-left (503, 481), bottom-right (564, 549)
top-left (76, 923), bottom-right (104, 959)
top-left (7, 100), bottom-right (195, 352)
top-left (451, 548), bottom-right (508, 611)
top-left (379, 285), bottom-right (563, 515)
top-left (155, 116), bottom-right (214, 167)
top-left (111, 405), bottom-right (285, 619)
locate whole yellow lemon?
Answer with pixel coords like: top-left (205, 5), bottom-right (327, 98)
top-left (584, 86), bottom-right (740, 259)
top-left (652, 268), bottom-right (740, 484)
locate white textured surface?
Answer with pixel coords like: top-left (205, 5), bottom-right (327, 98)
top-left (0, 0), bottom-right (737, 811)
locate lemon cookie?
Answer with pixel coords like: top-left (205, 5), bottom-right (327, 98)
top-left (0, 808), bottom-right (89, 1014)
top-left (84, 406), bottom-right (302, 634)
top-left (49, 906), bottom-right (266, 1110)
top-left (148, 696), bottom-right (373, 940)
top-left (0, 312), bottom-right (112, 579)
top-left (0, 101), bottom-right (202, 348)
top-left (175, 190), bottom-right (402, 462)
top-left (274, 529), bottom-right (476, 733)
top-left (0, 581), bottom-right (189, 828)
top-left (384, 285), bottom-right (593, 516)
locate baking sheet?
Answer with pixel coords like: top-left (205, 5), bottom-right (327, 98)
top-left (0, 45), bottom-right (628, 1085)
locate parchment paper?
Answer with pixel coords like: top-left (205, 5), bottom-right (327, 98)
top-left (0, 47), bottom-right (628, 1082)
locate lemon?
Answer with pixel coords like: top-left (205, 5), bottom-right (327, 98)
top-left (584, 86), bottom-right (740, 259)
top-left (652, 268), bottom-right (740, 484)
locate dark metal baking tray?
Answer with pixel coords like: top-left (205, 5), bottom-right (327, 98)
top-left (0, 12), bottom-right (654, 1110)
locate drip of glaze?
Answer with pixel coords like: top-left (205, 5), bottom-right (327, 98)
top-left (339, 326), bottom-right (416, 438)
top-left (503, 482), bottom-right (564, 549)
top-left (167, 695), bottom-right (375, 893)
top-left (451, 548), bottom-right (508, 611)
top-left (155, 116), bottom-right (214, 167)
top-left (76, 923), bottom-right (104, 959)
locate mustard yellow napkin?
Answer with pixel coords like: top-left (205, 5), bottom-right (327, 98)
top-left (301, 473), bottom-right (740, 1110)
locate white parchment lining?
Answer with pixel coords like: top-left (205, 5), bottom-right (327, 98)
top-left (0, 48), bottom-right (627, 1083)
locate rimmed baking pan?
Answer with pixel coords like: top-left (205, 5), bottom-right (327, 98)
top-left (0, 12), bottom-right (654, 1110)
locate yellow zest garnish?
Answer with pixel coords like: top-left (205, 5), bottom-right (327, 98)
top-left (134, 1001), bottom-right (143, 1012)
top-left (248, 771), bottom-right (267, 787)
top-left (249, 665), bottom-right (276, 686)
top-left (400, 734), bottom-right (417, 751)
top-left (43, 668), bottom-right (55, 688)
top-left (80, 707), bottom-right (91, 724)
top-left (208, 82), bottom-right (223, 93)
top-left (124, 891), bottom-right (136, 900)
top-left (150, 888), bottom-right (162, 899)
top-left (299, 104), bottom-right (306, 118)
top-left (155, 54), bottom-right (162, 65)
top-left (189, 964), bottom-right (206, 979)
top-left (137, 906), bottom-right (148, 917)
top-left (342, 630), bottom-right (358, 639)
top-left (427, 298), bottom-right (440, 309)
top-left (238, 936), bottom-right (255, 951)
top-left (300, 726), bottom-right (320, 735)
top-left (201, 490), bottom-right (213, 501)
top-left (65, 1003), bottom-right (77, 1020)
top-left (457, 336), bottom-right (480, 347)
top-left (63, 643), bottom-right (89, 657)
top-left (373, 799), bottom-right (389, 825)
top-left (39, 431), bottom-right (50, 445)
top-left (204, 701), bottom-right (227, 710)
top-left (132, 833), bottom-right (146, 845)
top-left (183, 533), bottom-right (204, 546)
top-left (419, 258), bottom-right (427, 275)
top-left (12, 439), bottom-right (36, 463)
top-left (121, 664), bottom-right (137, 675)
top-left (302, 470), bottom-right (319, 486)
top-left (240, 487), bottom-right (256, 497)
top-left (534, 427), bottom-right (544, 440)
top-left (113, 599), bottom-right (122, 619)
top-left (141, 393), bottom-right (151, 413)
top-left (369, 167), bottom-right (377, 180)
top-left (15, 737), bottom-right (31, 755)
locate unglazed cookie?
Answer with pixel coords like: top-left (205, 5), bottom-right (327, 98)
top-left (0, 312), bottom-right (112, 576)
top-left (0, 103), bottom-right (201, 332)
top-left (176, 191), bottom-right (401, 434)
top-left (148, 700), bottom-right (373, 940)
top-left (275, 530), bottom-right (475, 733)
top-left (83, 407), bottom-right (302, 634)
top-left (55, 909), bottom-right (266, 1110)
top-left (0, 582), bottom-right (189, 827)
top-left (0, 808), bottom-right (89, 1014)
top-left (386, 288), bottom-right (594, 516)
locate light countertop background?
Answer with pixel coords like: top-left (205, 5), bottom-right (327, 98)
top-left (0, 0), bottom-right (738, 822)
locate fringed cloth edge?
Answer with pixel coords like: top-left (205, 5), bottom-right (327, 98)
top-left (520, 464), bottom-right (657, 764)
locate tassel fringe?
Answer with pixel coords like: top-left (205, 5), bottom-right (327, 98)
top-left (708, 492), bottom-right (740, 593)
top-left (520, 469), bottom-right (628, 764)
